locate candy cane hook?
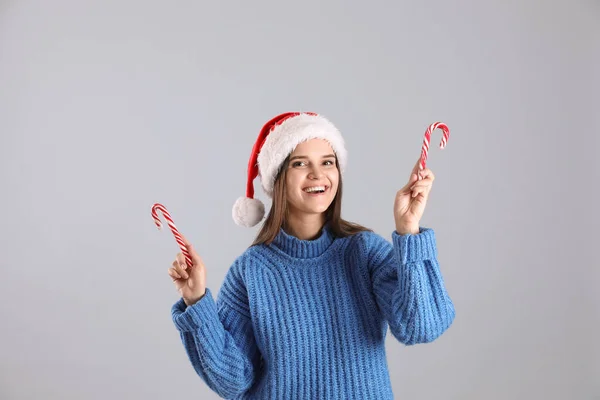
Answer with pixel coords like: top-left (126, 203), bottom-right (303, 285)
top-left (151, 203), bottom-right (192, 268)
top-left (419, 122), bottom-right (450, 170)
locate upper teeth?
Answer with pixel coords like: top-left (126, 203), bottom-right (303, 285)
top-left (304, 186), bottom-right (326, 193)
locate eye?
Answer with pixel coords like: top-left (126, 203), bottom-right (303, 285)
top-left (291, 161), bottom-right (305, 167)
top-left (323, 160), bottom-right (335, 166)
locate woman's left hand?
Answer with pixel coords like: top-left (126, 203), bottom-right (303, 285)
top-left (393, 159), bottom-right (435, 234)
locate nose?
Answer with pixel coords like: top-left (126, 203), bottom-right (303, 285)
top-left (308, 166), bottom-right (323, 179)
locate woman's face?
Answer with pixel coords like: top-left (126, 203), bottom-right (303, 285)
top-left (284, 138), bottom-right (339, 217)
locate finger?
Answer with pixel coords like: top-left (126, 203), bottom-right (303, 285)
top-left (417, 167), bottom-right (434, 180)
top-left (410, 180), bottom-right (432, 190)
top-left (173, 259), bottom-right (189, 279)
top-left (399, 173), bottom-right (419, 194)
top-left (411, 176), bottom-right (434, 190)
top-left (168, 267), bottom-right (181, 280)
top-left (409, 173), bottom-right (419, 187)
top-left (176, 252), bottom-right (189, 270)
top-left (412, 186), bottom-right (428, 198)
top-left (424, 168), bottom-right (435, 180)
top-left (410, 179), bottom-right (429, 190)
top-left (181, 235), bottom-right (202, 265)
top-left (411, 183), bottom-right (433, 197)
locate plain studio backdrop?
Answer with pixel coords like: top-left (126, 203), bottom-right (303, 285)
top-left (1, 0), bottom-right (598, 399)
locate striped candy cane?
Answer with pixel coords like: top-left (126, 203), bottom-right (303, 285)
top-left (420, 122), bottom-right (450, 170)
top-left (151, 203), bottom-right (192, 268)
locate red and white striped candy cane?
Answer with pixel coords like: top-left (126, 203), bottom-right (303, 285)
top-left (151, 203), bottom-right (192, 268)
top-left (419, 122), bottom-right (450, 170)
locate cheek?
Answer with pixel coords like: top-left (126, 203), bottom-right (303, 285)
top-left (328, 172), bottom-right (339, 188)
top-left (286, 175), bottom-right (299, 188)
top-left (285, 174), bottom-right (303, 196)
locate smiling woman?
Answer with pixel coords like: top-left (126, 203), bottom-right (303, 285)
top-left (168, 112), bottom-right (456, 400)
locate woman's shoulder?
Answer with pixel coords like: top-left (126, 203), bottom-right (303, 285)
top-left (343, 228), bottom-right (390, 246)
top-left (227, 242), bottom-right (270, 270)
top-left (219, 247), bottom-right (263, 292)
top-left (336, 229), bottom-right (393, 260)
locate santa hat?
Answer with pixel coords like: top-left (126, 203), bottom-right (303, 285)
top-left (232, 112), bottom-right (348, 227)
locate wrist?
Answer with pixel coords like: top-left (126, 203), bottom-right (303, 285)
top-left (184, 290), bottom-right (206, 306)
top-left (395, 223), bottom-right (420, 235)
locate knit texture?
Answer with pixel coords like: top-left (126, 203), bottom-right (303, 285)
top-left (171, 224), bottom-right (455, 399)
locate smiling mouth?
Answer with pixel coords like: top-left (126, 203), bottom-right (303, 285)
top-left (303, 185), bottom-right (329, 194)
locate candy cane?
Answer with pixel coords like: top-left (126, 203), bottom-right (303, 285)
top-left (419, 122), bottom-right (450, 170)
top-left (151, 203), bottom-right (192, 268)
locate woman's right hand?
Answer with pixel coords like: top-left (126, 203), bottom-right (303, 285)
top-left (168, 235), bottom-right (207, 306)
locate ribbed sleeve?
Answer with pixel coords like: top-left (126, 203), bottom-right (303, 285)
top-left (172, 288), bottom-right (218, 332)
top-left (370, 227), bottom-right (455, 345)
top-left (394, 227), bottom-right (438, 264)
top-left (171, 260), bottom-right (261, 399)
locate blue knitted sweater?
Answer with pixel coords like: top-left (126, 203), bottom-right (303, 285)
top-left (171, 224), bottom-right (455, 399)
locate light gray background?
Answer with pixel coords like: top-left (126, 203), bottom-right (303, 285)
top-left (1, 0), bottom-right (598, 399)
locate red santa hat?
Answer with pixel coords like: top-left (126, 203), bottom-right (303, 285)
top-left (232, 111), bottom-right (348, 227)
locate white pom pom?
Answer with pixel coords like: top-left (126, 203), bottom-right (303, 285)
top-left (232, 197), bottom-right (265, 227)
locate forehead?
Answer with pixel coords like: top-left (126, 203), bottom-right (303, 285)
top-left (290, 138), bottom-right (334, 155)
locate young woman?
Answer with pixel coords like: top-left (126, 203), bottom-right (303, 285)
top-left (168, 112), bottom-right (455, 399)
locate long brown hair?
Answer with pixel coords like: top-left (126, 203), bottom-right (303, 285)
top-left (251, 155), bottom-right (372, 246)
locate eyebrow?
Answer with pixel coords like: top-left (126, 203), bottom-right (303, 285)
top-left (289, 154), bottom-right (336, 161)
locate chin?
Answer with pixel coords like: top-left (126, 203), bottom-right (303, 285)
top-left (308, 206), bottom-right (330, 214)
top-left (306, 201), bottom-right (334, 214)
top-left (289, 191), bottom-right (336, 215)
top-left (293, 202), bottom-right (333, 215)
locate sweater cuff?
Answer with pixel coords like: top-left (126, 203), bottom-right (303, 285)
top-left (392, 227), bottom-right (437, 264)
top-left (171, 288), bottom-right (218, 332)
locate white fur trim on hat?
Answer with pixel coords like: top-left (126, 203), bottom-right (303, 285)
top-left (257, 113), bottom-right (347, 197)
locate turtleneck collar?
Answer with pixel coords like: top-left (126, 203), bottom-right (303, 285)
top-left (271, 223), bottom-right (336, 259)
